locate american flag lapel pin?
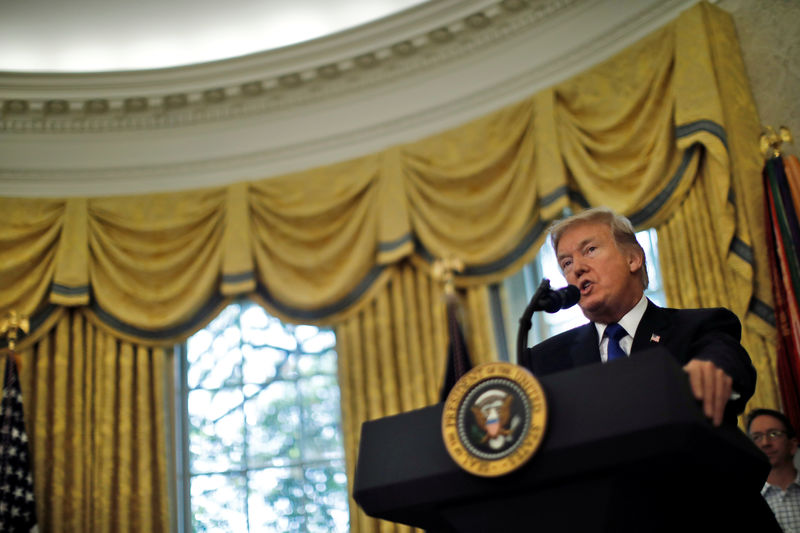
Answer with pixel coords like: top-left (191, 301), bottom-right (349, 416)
top-left (650, 333), bottom-right (661, 343)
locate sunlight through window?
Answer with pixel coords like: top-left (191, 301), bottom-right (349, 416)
top-left (179, 300), bottom-right (348, 532)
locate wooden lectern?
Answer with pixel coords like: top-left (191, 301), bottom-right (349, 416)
top-left (353, 349), bottom-right (776, 532)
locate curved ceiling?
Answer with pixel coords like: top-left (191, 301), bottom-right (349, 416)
top-left (0, 0), bottom-right (703, 197)
top-left (0, 0), bottom-right (429, 72)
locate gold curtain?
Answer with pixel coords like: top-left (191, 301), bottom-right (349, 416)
top-left (335, 262), bottom-right (497, 533)
top-left (0, 3), bottom-right (780, 532)
top-left (655, 4), bottom-right (780, 411)
top-left (14, 308), bottom-right (170, 532)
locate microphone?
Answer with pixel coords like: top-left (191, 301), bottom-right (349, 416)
top-left (517, 279), bottom-right (581, 367)
top-left (536, 284), bottom-right (580, 313)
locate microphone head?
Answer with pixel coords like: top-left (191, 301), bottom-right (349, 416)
top-left (561, 285), bottom-right (580, 309)
top-left (541, 285), bottom-right (580, 313)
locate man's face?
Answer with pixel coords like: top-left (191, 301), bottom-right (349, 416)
top-left (750, 415), bottom-right (798, 468)
top-left (556, 222), bottom-right (644, 324)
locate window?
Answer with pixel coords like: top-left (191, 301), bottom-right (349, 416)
top-left (497, 228), bottom-right (666, 357)
top-left (175, 300), bottom-right (349, 532)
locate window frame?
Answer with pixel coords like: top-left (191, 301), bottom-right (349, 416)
top-left (171, 299), bottom-right (348, 533)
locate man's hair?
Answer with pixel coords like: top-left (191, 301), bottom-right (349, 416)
top-left (548, 207), bottom-right (649, 288)
top-left (746, 408), bottom-right (797, 438)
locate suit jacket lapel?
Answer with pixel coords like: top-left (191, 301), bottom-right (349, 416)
top-left (570, 322), bottom-right (601, 368)
top-left (564, 301), bottom-right (669, 369)
top-left (631, 300), bottom-right (669, 355)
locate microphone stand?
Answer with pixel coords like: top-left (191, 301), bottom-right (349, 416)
top-left (516, 278), bottom-right (552, 369)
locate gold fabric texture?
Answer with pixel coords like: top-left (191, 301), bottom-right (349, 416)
top-left (0, 3), bottom-right (780, 532)
top-left (336, 262), bottom-right (496, 532)
top-left (16, 310), bottom-right (170, 532)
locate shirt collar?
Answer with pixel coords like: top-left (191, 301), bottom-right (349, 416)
top-left (594, 294), bottom-right (649, 344)
top-left (762, 468), bottom-right (800, 495)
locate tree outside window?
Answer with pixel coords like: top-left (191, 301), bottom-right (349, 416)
top-left (177, 300), bottom-right (349, 532)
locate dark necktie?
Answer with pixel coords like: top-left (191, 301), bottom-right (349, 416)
top-left (605, 323), bottom-right (628, 361)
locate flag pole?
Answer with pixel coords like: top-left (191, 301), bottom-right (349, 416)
top-left (432, 257), bottom-right (473, 402)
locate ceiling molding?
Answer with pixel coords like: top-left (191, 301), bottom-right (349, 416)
top-left (0, 0), bottom-right (569, 132)
top-left (0, 0), bottom-right (702, 197)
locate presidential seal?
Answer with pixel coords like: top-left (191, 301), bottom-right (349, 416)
top-left (441, 362), bottom-right (547, 477)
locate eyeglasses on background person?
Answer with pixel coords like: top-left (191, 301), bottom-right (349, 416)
top-left (750, 430), bottom-right (788, 443)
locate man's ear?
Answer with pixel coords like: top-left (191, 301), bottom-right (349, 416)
top-left (790, 436), bottom-right (799, 455)
top-left (627, 250), bottom-right (644, 274)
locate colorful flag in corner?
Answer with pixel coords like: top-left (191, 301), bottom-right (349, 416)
top-left (0, 355), bottom-right (38, 532)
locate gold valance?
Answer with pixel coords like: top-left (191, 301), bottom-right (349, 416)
top-left (0, 3), bottom-right (773, 351)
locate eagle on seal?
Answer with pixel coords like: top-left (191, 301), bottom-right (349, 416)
top-left (471, 394), bottom-right (513, 443)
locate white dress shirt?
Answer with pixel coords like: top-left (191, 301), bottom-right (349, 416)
top-left (595, 294), bottom-right (648, 363)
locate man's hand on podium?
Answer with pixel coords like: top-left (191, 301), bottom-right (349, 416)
top-left (683, 359), bottom-right (733, 427)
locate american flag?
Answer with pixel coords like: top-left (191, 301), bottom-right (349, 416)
top-left (0, 355), bottom-right (37, 532)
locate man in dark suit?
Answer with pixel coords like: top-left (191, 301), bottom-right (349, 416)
top-left (523, 207), bottom-right (756, 425)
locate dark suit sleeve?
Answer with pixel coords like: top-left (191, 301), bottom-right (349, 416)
top-left (680, 307), bottom-right (756, 417)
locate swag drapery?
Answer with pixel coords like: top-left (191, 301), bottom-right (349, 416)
top-left (0, 3), bottom-right (780, 532)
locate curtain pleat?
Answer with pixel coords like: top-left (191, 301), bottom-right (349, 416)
top-left (403, 99), bottom-right (541, 267)
top-left (336, 264), bottom-right (446, 532)
top-left (249, 157), bottom-right (385, 318)
top-left (17, 310), bottom-right (170, 532)
top-left (657, 182), bottom-right (781, 412)
top-left (463, 285), bottom-right (498, 367)
top-left (335, 261), bottom-right (471, 533)
top-left (88, 190), bottom-right (226, 334)
top-left (0, 198), bottom-right (63, 316)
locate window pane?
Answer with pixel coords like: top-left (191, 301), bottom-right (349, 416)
top-left (189, 389), bottom-right (245, 473)
top-left (246, 465), bottom-right (349, 533)
top-left (303, 462), bottom-right (350, 533)
top-left (241, 304), bottom-right (270, 331)
top-left (248, 467), bottom-right (306, 533)
top-left (181, 300), bottom-right (348, 532)
top-left (242, 345), bottom-right (286, 384)
top-left (296, 351), bottom-right (337, 377)
top-left (187, 334), bottom-right (243, 389)
top-left (300, 329), bottom-right (336, 353)
top-left (298, 376), bottom-right (343, 461)
top-left (638, 229), bottom-right (666, 306)
top-left (245, 381), bottom-right (301, 467)
top-left (191, 473), bottom-right (248, 532)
